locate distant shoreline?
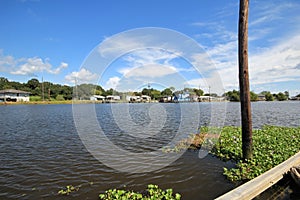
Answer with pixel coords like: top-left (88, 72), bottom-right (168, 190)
top-left (0, 99), bottom-right (298, 106)
top-left (0, 100), bottom-right (96, 106)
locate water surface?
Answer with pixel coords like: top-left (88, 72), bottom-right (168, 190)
top-left (0, 101), bottom-right (299, 199)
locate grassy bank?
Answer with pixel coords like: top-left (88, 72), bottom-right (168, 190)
top-left (173, 126), bottom-right (300, 182)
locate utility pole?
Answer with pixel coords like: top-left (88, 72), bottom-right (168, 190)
top-left (209, 86), bottom-right (211, 102)
top-left (42, 76), bottom-right (45, 101)
top-left (238, 0), bottom-right (253, 160)
top-left (148, 83), bottom-right (151, 100)
top-left (75, 77), bottom-right (78, 100)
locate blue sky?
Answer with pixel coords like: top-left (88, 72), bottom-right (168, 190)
top-left (0, 0), bottom-right (300, 95)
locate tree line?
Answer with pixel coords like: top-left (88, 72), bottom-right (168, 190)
top-left (224, 90), bottom-right (294, 101)
top-left (0, 77), bottom-right (298, 101)
top-left (0, 77), bottom-right (204, 101)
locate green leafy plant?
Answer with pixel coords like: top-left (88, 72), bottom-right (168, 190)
top-left (58, 185), bottom-right (79, 195)
top-left (211, 126), bottom-right (300, 182)
top-left (99, 184), bottom-right (181, 200)
top-left (169, 125), bottom-right (300, 182)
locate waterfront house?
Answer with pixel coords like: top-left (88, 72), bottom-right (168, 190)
top-left (258, 94), bottom-right (266, 101)
top-left (105, 95), bottom-right (121, 103)
top-left (176, 93), bottom-right (190, 102)
top-left (0, 89), bottom-right (30, 102)
top-left (90, 95), bottom-right (105, 101)
top-left (126, 95), bottom-right (141, 102)
top-left (290, 96), bottom-right (300, 101)
top-left (125, 95), bottom-right (151, 103)
top-left (141, 95), bottom-right (151, 102)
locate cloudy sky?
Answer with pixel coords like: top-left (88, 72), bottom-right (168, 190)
top-left (0, 0), bottom-right (299, 95)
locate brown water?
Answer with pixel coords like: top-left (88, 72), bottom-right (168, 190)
top-left (0, 102), bottom-right (299, 199)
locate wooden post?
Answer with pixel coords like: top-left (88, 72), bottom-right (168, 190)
top-left (238, 0), bottom-right (253, 160)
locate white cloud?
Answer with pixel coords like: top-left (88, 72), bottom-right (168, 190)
top-left (0, 52), bottom-right (16, 72)
top-left (12, 58), bottom-right (68, 75)
top-left (249, 33), bottom-right (300, 85)
top-left (191, 52), bottom-right (218, 72)
top-left (121, 64), bottom-right (177, 79)
top-left (114, 48), bottom-right (184, 84)
top-left (98, 35), bottom-right (148, 58)
top-left (203, 31), bottom-right (300, 92)
top-left (65, 68), bottom-right (98, 84)
top-left (250, 1), bottom-right (296, 27)
top-left (184, 78), bottom-right (208, 89)
top-left (0, 50), bottom-right (68, 76)
top-left (121, 48), bottom-right (181, 69)
top-left (104, 76), bottom-right (121, 89)
top-left (249, 1), bottom-right (300, 42)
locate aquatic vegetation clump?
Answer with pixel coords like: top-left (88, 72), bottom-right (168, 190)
top-left (57, 185), bottom-right (80, 195)
top-left (99, 184), bottom-right (181, 200)
top-left (212, 126), bottom-right (300, 182)
top-left (168, 125), bottom-right (300, 182)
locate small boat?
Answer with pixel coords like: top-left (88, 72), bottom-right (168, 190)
top-left (291, 166), bottom-right (300, 187)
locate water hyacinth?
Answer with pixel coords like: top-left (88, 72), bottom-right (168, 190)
top-left (169, 125), bottom-right (300, 182)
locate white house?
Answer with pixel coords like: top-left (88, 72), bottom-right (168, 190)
top-left (106, 95), bottom-right (121, 102)
top-left (126, 96), bottom-right (141, 102)
top-left (0, 89), bottom-right (30, 102)
top-left (90, 95), bottom-right (105, 101)
top-left (141, 95), bottom-right (151, 102)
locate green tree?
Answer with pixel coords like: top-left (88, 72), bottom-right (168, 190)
top-left (141, 88), bottom-right (151, 96)
top-left (169, 86), bottom-right (175, 92)
top-left (193, 88), bottom-right (204, 96)
top-left (56, 95), bottom-right (65, 101)
top-left (210, 93), bottom-right (218, 97)
top-left (284, 91), bottom-right (289, 99)
top-left (60, 85), bottom-right (73, 100)
top-left (95, 85), bottom-right (105, 95)
top-left (150, 89), bottom-right (161, 100)
top-left (32, 87), bottom-right (41, 96)
top-left (161, 88), bottom-right (173, 96)
top-left (226, 90), bottom-right (240, 101)
top-left (105, 88), bottom-right (115, 96)
top-left (133, 91), bottom-right (142, 96)
top-left (0, 77), bottom-right (9, 90)
top-left (27, 78), bottom-right (40, 90)
top-left (250, 91), bottom-right (258, 101)
top-left (264, 92), bottom-right (274, 101)
top-left (276, 92), bottom-right (287, 101)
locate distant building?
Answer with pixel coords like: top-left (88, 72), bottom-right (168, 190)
top-left (90, 95), bottom-right (105, 101)
top-left (290, 96), bottom-right (300, 101)
top-left (258, 94), bottom-right (266, 101)
top-left (175, 93), bottom-right (190, 102)
top-left (126, 95), bottom-right (141, 102)
top-left (159, 96), bottom-right (173, 103)
top-left (198, 96), bottom-right (211, 102)
top-left (105, 95), bottom-right (121, 102)
top-left (141, 95), bottom-right (151, 102)
top-left (125, 95), bottom-right (151, 103)
top-left (0, 89), bottom-right (30, 102)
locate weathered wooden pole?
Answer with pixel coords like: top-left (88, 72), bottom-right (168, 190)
top-left (238, 0), bottom-right (253, 160)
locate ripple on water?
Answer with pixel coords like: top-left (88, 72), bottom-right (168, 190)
top-left (0, 102), bottom-right (299, 199)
